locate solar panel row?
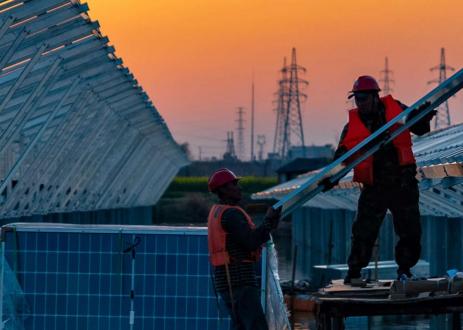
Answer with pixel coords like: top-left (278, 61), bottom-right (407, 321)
top-left (0, 0), bottom-right (188, 218)
top-left (0, 224), bottom-right (238, 330)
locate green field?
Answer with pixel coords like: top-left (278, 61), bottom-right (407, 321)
top-left (155, 176), bottom-right (278, 224)
top-left (164, 176), bottom-right (278, 196)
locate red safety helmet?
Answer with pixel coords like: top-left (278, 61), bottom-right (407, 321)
top-left (348, 75), bottom-right (381, 98)
top-left (208, 168), bottom-right (240, 192)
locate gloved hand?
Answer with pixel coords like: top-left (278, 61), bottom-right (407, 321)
top-left (318, 176), bottom-right (339, 192)
top-left (424, 109), bottom-right (438, 122)
top-left (264, 206), bottom-right (282, 230)
top-left (409, 101), bottom-right (437, 122)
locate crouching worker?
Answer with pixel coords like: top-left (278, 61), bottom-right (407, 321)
top-left (207, 168), bottom-right (281, 330)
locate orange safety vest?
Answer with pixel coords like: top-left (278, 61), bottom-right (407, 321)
top-left (207, 204), bottom-right (262, 267)
top-left (341, 95), bottom-right (415, 186)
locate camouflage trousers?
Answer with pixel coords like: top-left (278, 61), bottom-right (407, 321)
top-left (347, 181), bottom-right (422, 275)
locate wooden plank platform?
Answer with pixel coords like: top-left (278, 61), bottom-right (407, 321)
top-left (318, 279), bottom-right (392, 298)
top-left (313, 279), bottom-right (463, 330)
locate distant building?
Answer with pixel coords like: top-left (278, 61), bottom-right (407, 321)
top-left (288, 145), bottom-right (334, 160)
top-left (276, 157), bottom-right (331, 182)
top-left (178, 159), bottom-right (282, 177)
top-left (267, 152), bottom-right (281, 160)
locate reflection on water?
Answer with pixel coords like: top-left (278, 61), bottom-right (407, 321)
top-left (273, 224), bottom-right (297, 281)
top-left (292, 312), bottom-right (316, 330)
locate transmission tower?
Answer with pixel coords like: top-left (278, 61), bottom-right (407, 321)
top-left (225, 131), bottom-right (236, 158)
top-left (236, 107), bottom-right (245, 160)
top-left (273, 48), bottom-right (308, 159)
top-left (428, 48), bottom-right (454, 129)
top-left (257, 135), bottom-right (266, 161)
top-left (379, 56), bottom-right (394, 96)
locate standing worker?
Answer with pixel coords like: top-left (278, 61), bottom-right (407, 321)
top-left (325, 76), bottom-right (436, 284)
top-left (207, 168), bottom-right (281, 330)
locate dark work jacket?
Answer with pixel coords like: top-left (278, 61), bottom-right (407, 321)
top-left (213, 205), bottom-right (272, 292)
top-left (334, 100), bottom-right (431, 187)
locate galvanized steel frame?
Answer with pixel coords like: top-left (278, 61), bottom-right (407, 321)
top-left (0, 0), bottom-right (187, 218)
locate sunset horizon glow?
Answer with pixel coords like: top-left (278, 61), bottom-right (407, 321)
top-left (87, 0), bottom-right (463, 160)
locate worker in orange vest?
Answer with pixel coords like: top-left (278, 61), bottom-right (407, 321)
top-left (327, 76), bottom-right (436, 284)
top-left (207, 168), bottom-right (281, 330)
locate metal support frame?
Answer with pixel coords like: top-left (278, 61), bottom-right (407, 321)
top-left (0, 77), bottom-right (79, 200)
top-left (96, 140), bottom-right (150, 209)
top-left (110, 147), bottom-right (160, 208)
top-left (71, 128), bottom-right (136, 210)
top-left (80, 131), bottom-right (140, 209)
top-left (125, 151), bottom-right (163, 206)
top-left (58, 118), bottom-right (127, 211)
top-left (0, 58), bottom-right (62, 153)
top-left (133, 158), bottom-right (173, 206)
top-left (0, 89), bottom-right (90, 214)
top-left (0, 2), bottom-right (187, 218)
top-left (0, 43), bottom-right (48, 111)
top-left (26, 95), bottom-right (105, 213)
top-left (92, 137), bottom-right (145, 209)
top-left (41, 105), bottom-right (113, 212)
top-left (24, 93), bottom-right (94, 214)
top-left (0, 28), bottom-right (28, 70)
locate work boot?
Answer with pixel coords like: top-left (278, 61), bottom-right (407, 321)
top-left (397, 268), bottom-right (414, 281)
top-left (344, 269), bottom-right (363, 285)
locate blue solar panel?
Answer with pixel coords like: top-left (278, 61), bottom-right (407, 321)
top-left (0, 224), bottom-right (266, 330)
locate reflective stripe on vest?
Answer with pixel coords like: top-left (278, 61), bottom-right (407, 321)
top-left (207, 204), bottom-right (262, 267)
top-left (341, 95), bottom-right (415, 186)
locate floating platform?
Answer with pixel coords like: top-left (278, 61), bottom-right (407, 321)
top-left (312, 278), bottom-right (463, 330)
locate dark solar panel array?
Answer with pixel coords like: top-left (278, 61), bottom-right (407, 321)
top-left (1, 224), bottom-right (233, 330)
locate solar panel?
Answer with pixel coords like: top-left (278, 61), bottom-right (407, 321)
top-left (0, 1), bottom-right (188, 218)
top-left (0, 223), bottom-right (254, 330)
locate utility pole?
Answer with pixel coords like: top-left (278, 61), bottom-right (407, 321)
top-left (198, 146), bottom-right (202, 161)
top-left (250, 76), bottom-right (255, 161)
top-left (380, 56), bottom-right (394, 96)
top-left (273, 48), bottom-right (308, 159)
top-left (429, 47), bottom-right (454, 129)
top-left (236, 107), bottom-right (245, 160)
top-left (257, 135), bottom-right (266, 161)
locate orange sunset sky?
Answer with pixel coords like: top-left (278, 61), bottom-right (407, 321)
top-left (86, 0), bottom-right (463, 160)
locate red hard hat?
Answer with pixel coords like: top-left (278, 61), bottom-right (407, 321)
top-left (208, 168), bottom-right (239, 192)
top-left (348, 75), bottom-right (381, 98)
